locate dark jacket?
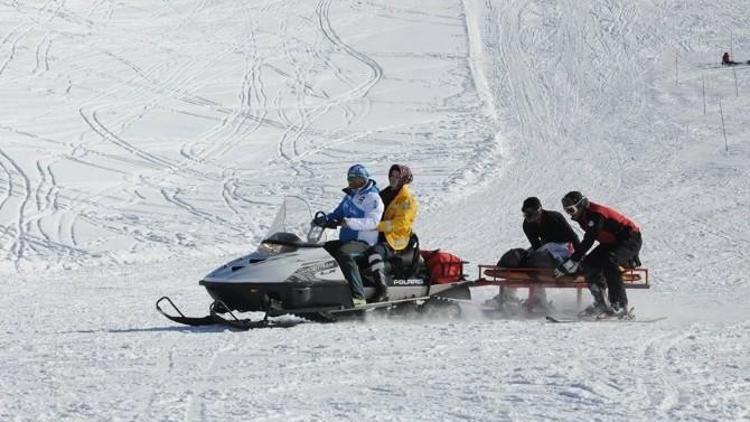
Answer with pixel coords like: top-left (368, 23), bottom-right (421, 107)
top-left (523, 209), bottom-right (580, 251)
top-left (571, 201), bottom-right (640, 261)
top-left (379, 186), bottom-right (399, 213)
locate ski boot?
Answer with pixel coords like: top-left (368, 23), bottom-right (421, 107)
top-left (482, 289), bottom-right (521, 312)
top-left (482, 295), bottom-right (502, 309)
top-left (579, 302), bottom-right (613, 318)
top-left (370, 270), bottom-right (389, 303)
top-left (578, 289), bottom-right (612, 319)
top-left (610, 303), bottom-right (634, 320)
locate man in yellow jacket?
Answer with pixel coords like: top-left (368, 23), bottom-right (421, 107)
top-left (367, 164), bottom-right (418, 302)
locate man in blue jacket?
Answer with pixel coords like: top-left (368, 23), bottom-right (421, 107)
top-left (314, 164), bottom-right (384, 306)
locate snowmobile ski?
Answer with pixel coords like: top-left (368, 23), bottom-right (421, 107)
top-left (545, 314), bottom-right (667, 324)
top-left (156, 296), bottom-right (271, 330)
top-left (156, 296), bottom-right (217, 326)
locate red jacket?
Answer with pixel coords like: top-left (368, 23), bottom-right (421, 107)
top-left (571, 202), bottom-right (639, 261)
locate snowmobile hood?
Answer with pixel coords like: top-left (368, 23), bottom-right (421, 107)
top-left (201, 247), bottom-right (333, 285)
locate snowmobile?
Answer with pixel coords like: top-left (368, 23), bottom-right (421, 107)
top-left (157, 196), bottom-right (471, 329)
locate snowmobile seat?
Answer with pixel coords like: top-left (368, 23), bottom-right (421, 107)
top-left (384, 233), bottom-right (421, 280)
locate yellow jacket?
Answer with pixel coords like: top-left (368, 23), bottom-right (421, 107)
top-left (378, 185), bottom-right (418, 251)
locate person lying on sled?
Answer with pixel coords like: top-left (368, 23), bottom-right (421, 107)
top-left (313, 164), bottom-right (383, 307)
top-left (555, 191), bottom-right (642, 318)
top-left (365, 164), bottom-right (418, 302)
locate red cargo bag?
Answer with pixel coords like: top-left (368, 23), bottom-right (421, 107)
top-left (420, 249), bottom-right (463, 284)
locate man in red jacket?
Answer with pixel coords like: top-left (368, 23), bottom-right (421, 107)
top-left (554, 191), bottom-right (642, 317)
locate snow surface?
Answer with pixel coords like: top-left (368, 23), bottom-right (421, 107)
top-left (2, 0), bottom-right (749, 420)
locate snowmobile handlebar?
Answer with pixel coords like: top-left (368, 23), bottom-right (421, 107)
top-left (306, 211), bottom-right (338, 244)
top-left (308, 211), bottom-right (341, 243)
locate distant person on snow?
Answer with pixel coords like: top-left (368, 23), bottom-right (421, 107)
top-left (365, 164), bottom-right (418, 302)
top-left (554, 191), bottom-right (642, 318)
top-left (722, 52), bottom-right (739, 66)
top-left (313, 164), bottom-right (384, 307)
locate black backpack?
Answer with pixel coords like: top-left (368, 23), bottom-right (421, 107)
top-left (497, 248), bottom-right (528, 267)
top-left (524, 249), bottom-right (559, 268)
top-left (497, 247), bottom-right (561, 268)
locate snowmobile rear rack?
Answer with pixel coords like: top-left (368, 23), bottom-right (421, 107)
top-left (473, 265), bottom-right (649, 312)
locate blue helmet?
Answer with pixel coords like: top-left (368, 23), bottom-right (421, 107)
top-left (347, 164), bottom-right (370, 181)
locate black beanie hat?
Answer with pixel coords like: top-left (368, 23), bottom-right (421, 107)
top-left (522, 197), bottom-right (542, 211)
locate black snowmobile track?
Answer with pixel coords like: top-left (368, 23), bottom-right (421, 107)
top-left (156, 294), bottom-right (465, 330)
top-left (270, 295), bottom-right (437, 322)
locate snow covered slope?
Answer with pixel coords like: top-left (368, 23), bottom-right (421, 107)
top-left (1, 0), bottom-right (748, 420)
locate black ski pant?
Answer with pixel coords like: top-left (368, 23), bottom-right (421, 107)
top-left (364, 243), bottom-right (396, 300)
top-left (366, 242), bottom-right (395, 278)
top-left (581, 232), bottom-right (642, 309)
top-left (325, 240), bottom-right (370, 300)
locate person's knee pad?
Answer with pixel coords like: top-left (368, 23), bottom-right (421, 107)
top-left (368, 253), bottom-right (385, 272)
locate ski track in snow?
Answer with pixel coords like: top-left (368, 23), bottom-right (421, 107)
top-left (1, 0), bottom-right (750, 420)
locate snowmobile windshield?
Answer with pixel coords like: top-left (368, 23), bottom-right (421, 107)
top-left (259, 196), bottom-right (329, 253)
top-left (257, 232), bottom-right (303, 255)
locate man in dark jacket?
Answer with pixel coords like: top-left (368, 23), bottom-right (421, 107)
top-left (522, 196), bottom-right (580, 264)
top-left (521, 197), bottom-right (581, 308)
top-left (555, 191), bottom-right (642, 317)
top-left (486, 197), bottom-right (581, 310)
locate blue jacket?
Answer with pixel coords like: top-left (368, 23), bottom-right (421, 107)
top-left (327, 180), bottom-right (384, 246)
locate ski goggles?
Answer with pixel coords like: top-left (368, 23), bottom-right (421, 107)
top-left (563, 196), bottom-right (586, 215)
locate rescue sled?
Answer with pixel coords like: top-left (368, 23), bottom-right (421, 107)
top-left (473, 265), bottom-right (649, 312)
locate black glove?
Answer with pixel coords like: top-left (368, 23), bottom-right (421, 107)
top-left (326, 219), bottom-right (342, 228)
top-left (554, 258), bottom-right (580, 278)
top-left (312, 214), bottom-right (328, 227)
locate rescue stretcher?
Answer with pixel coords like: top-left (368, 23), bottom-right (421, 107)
top-left (472, 265), bottom-right (650, 312)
